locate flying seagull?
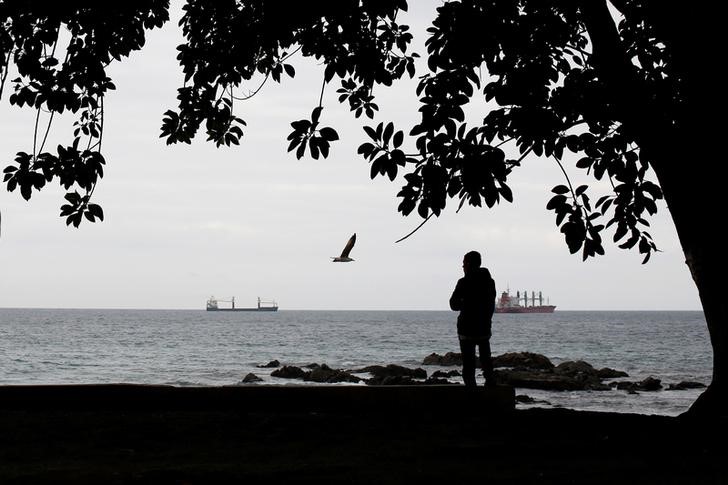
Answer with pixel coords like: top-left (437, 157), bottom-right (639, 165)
top-left (332, 233), bottom-right (356, 262)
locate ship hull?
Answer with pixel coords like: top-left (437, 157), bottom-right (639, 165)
top-left (495, 306), bottom-right (556, 314)
top-left (206, 307), bottom-right (278, 312)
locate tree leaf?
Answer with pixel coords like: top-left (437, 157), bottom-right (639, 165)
top-left (319, 127), bottom-right (339, 141)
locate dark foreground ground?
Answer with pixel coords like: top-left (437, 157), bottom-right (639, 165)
top-left (0, 384), bottom-right (725, 484)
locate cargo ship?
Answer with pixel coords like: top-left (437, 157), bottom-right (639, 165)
top-left (495, 289), bottom-right (555, 313)
top-left (206, 296), bottom-right (278, 312)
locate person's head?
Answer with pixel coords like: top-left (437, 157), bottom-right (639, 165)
top-left (462, 251), bottom-right (482, 274)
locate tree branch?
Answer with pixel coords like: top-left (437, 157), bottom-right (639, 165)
top-left (232, 74), bottom-right (270, 101)
top-left (39, 112), bottom-right (55, 154)
top-left (577, 0), bottom-right (642, 120)
top-left (553, 155), bottom-right (577, 200)
top-left (318, 75), bottom-right (326, 107)
top-left (33, 108), bottom-right (41, 158)
top-left (0, 48), bottom-right (12, 100)
top-left (395, 212), bottom-right (434, 244)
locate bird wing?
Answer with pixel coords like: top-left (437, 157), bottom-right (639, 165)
top-left (340, 233), bottom-right (356, 258)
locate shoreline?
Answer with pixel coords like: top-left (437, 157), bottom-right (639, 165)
top-left (0, 373), bottom-right (708, 417)
top-left (0, 383), bottom-right (516, 413)
top-left (1, 384), bottom-right (726, 483)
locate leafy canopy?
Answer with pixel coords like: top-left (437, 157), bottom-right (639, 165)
top-left (0, 0), bottom-right (168, 226)
top-left (1, 0), bottom-right (675, 263)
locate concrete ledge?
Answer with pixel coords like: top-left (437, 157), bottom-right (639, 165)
top-left (0, 384), bottom-right (515, 413)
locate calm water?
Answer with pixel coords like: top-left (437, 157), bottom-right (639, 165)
top-left (0, 309), bottom-right (711, 416)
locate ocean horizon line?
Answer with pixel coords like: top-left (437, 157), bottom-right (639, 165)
top-left (0, 306), bottom-right (705, 312)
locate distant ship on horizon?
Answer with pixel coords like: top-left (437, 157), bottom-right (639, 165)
top-left (206, 296), bottom-right (278, 312)
top-left (495, 289), bottom-right (555, 313)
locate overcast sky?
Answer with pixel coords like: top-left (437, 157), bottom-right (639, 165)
top-left (0, 2), bottom-right (701, 311)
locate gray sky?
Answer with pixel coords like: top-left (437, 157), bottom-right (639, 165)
top-left (0, 2), bottom-right (701, 310)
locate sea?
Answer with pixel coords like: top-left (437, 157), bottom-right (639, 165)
top-left (0, 309), bottom-right (711, 416)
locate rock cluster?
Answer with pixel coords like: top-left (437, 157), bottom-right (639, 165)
top-left (270, 364), bottom-right (363, 383)
top-left (666, 381), bottom-right (706, 391)
top-left (421, 351), bottom-right (705, 393)
top-left (270, 365), bottom-right (308, 379)
top-left (353, 364), bottom-right (427, 379)
top-left (306, 364), bottom-right (363, 384)
top-left (251, 361), bottom-right (454, 385)
top-left (242, 352), bottom-right (705, 392)
top-left (431, 370), bottom-right (461, 379)
top-left (422, 352), bottom-right (463, 366)
top-left (422, 352), bottom-right (627, 391)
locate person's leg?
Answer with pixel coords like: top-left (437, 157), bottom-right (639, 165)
top-left (459, 338), bottom-right (477, 387)
top-left (478, 338), bottom-right (495, 386)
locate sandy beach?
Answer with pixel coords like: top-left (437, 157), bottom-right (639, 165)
top-left (0, 384), bottom-right (726, 484)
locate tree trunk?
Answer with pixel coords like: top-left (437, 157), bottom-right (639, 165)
top-left (651, 154), bottom-right (727, 418)
top-left (636, 77), bottom-right (726, 418)
top-left (647, 5), bottom-right (726, 417)
top-left (684, 251), bottom-right (728, 416)
top-left (580, 1), bottom-right (726, 415)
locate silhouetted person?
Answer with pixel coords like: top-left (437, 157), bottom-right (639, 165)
top-left (449, 251), bottom-right (497, 387)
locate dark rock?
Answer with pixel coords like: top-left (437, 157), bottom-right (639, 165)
top-left (588, 382), bottom-right (612, 391)
top-left (270, 365), bottom-right (307, 379)
top-left (241, 373), bottom-right (263, 383)
top-left (613, 381), bottom-right (634, 391)
top-left (304, 366), bottom-right (362, 384)
top-left (551, 361), bottom-right (612, 390)
top-left (366, 375), bottom-right (419, 386)
top-left (431, 370), bottom-right (461, 378)
top-left (423, 377), bottom-right (458, 385)
top-left (493, 352), bottom-right (554, 370)
top-left (495, 369), bottom-right (608, 391)
top-left (597, 367), bottom-right (629, 379)
top-left (422, 352), bottom-right (463, 366)
top-left (355, 364), bottom-right (427, 379)
top-left (639, 376), bottom-right (662, 391)
top-left (257, 360), bottom-right (280, 368)
top-left (667, 381), bottom-right (707, 390)
top-left (554, 360), bottom-right (598, 377)
top-left (613, 376), bottom-right (663, 392)
top-left (515, 394), bottom-right (552, 405)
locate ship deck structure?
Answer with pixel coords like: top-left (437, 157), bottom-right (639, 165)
top-left (495, 289), bottom-right (555, 313)
top-left (206, 296), bottom-right (278, 312)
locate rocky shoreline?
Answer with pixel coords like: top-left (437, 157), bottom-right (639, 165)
top-left (240, 351), bottom-right (706, 405)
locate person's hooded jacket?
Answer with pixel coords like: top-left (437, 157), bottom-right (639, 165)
top-left (449, 267), bottom-right (496, 338)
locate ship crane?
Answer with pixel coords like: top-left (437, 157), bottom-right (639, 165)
top-left (207, 296), bottom-right (236, 310)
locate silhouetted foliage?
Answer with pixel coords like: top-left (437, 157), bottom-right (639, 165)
top-left (0, 0), bottom-right (168, 226)
top-left (1, 1), bottom-right (724, 413)
top-left (0, 0), bottom-right (662, 262)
